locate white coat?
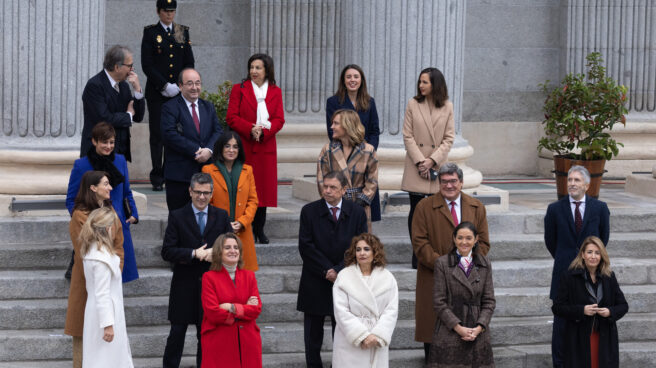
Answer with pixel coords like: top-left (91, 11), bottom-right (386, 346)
top-left (82, 245), bottom-right (133, 368)
top-left (332, 264), bottom-right (399, 368)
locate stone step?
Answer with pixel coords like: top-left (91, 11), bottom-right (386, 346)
top-left (2, 285), bottom-right (655, 330)
top-left (3, 258), bottom-right (655, 300)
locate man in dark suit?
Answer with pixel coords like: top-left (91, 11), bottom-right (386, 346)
top-left (161, 67), bottom-right (222, 211)
top-left (296, 171), bottom-right (368, 368)
top-left (544, 165), bottom-right (610, 368)
top-left (161, 172), bottom-right (232, 368)
top-left (81, 45), bottom-right (145, 161)
top-left (141, 0), bottom-right (195, 191)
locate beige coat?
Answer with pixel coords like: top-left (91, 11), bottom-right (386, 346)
top-left (411, 193), bottom-right (490, 342)
top-left (401, 98), bottom-right (455, 194)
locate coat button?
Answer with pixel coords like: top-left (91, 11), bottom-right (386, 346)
top-left (238, 203), bottom-right (242, 206)
top-left (169, 74), bottom-right (173, 78)
top-left (239, 326), bottom-right (243, 329)
top-left (170, 54), bottom-right (173, 58)
top-left (170, 44), bottom-right (173, 48)
top-left (169, 64), bottom-right (173, 68)
top-left (419, 143), bottom-right (423, 147)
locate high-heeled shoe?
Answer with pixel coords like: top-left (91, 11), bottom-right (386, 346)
top-left (254, 231), bottom-right (269, 244)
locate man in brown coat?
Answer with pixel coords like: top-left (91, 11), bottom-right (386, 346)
top-left (411, 162), bottom-right (490, 363)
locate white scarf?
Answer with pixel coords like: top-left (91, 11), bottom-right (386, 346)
top-left (457, 249), bottom-right (473, 272)
top-left (251, 80), bottom-right (271, 129)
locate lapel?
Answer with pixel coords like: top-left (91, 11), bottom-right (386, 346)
top-left (460, 194), bottom-right (476, 223)
top-left (417, 100), bottom-right (437, 143)
top-left (204, 206), bottom-right (217, 237)
top-left (99, 71), bottom-right (120, 106)
top-left (329, 142), bottom-right (353, 187)
top-left (177, 96), bottom-right (200, 140)
top-left (580, 195), bottom-right (594, 234)
top-left (561, 196), bottom-right (577, 236)
top-left (241, 81), bottom-right (258, 110)
top-left (209, 165), bottom-right (228, 192)
top-left (197, 99), bottom-right (210, 140)
top-left (183, 204), bottom-right (202, 240)
top-left (338, 265), bottom-right (380, 316)
top-left (433, 195), bottom-right (456, 228)
top-left (451, 261), bottom-right (475, 297)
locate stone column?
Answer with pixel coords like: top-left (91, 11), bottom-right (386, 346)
top-left (0, 0), bottom-right (105, 194)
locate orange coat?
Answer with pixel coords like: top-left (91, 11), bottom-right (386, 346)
top-left (202, 163), bottom-right (259, 271)
top-left (65, 209), bottom-right (124, 337)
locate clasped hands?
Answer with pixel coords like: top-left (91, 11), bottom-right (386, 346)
top-left (194, 244), bottom-right (213, 262)
top-left (325, 268), bottom-right (337, 283)
top-left (195, 148), bottom-right (212, 163)
top-left (360, 334), bottom-right (381, 349)
top-left (417, 158), bottom-right (435, 180)
top-left (583, 304), bottom-right (611, 317)
top-left (251, 124), bottom-right (263, 142)
top-left (454, 324), bottom-right (483, 342)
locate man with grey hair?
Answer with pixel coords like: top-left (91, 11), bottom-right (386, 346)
top-left (81, 45), bottom-right (145, 161)
top-left (544, 164), bottom-right (610, 368)
top-left (410, 162), bottom-right (490, 363)
top-left (161, 172), bottom-right (232, 368)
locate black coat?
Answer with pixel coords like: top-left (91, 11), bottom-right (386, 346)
top-left (81, 70), bottom-right (146, 161)
top-left (296, 199), bottom-right (368, 315)
top-left (552, 268), bottom-right (628, 368)
top-left (162, 203), bottom-right (232, 324)
top-left (544, 195), bottom-right (610, 299)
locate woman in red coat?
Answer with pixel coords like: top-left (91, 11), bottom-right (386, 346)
top-left (226, 53), bottom-right (285, 244)
top-left (201, 233), bottom-right (262, 368)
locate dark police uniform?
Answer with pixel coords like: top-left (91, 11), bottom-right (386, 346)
top-left (141, 15), bottom-right (194, 189)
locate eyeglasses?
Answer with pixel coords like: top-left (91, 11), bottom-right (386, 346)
top-left (122, 63), bottom-right (134, 69)
top-left (440, 179), bottom-right (460, 186)
top-left (191, 190), bottom-right (212, 197)
top-left (183, 81), bottom-right (202, 87)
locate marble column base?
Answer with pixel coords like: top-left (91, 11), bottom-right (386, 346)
top-left (0, 149), bottom-right (77, 195)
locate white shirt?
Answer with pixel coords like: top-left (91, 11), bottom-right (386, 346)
top-left (444, 194), bottom-right (462, 224)
top-left (160, 21), bottom-right (172, 33)
top-left (191, 204), bottom-right (209, 258)
top-left (325, 198), bottom-right (343, 220)
top-left (569, 195), bottom-right (586, 220)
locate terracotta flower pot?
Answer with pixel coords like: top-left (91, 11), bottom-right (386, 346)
top-left (553, 155), bottom-right (606, 199)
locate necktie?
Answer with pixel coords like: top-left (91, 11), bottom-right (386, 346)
top-left (166, 26), bottom-right (171, 34)
top-left (331, 207), bottom-right (338, 222)
top-left (113, 83), bottom-right (120, 93)
top-left (191, 102), bottom-right (200, 134)
top-left (574, 201), bottom-right (583, 233)
top-left (450, 201), bottom-right (459, 226)
top-left (197, 212), bottom-right (205, 234)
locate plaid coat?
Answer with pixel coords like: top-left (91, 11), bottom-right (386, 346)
top-left (317, 140), bottom-right (378, 202)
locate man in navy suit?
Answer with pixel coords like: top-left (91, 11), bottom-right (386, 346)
top-left (81, 45), bottom-right (145, 161)
top-left (161, 67), bottom-right (222, 210)
top-left (296, 171), bottom-right (368, 368)
top-left (161, 172), bottom-right (232, 368)
top-left (544, 165), bottom-right (610, 368)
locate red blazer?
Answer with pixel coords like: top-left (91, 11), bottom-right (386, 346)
top-left (226, 81), bottom-right (285, 207)
top-left (201, 268), bottom-right (262, 368)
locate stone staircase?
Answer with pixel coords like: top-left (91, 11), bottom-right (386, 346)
top-left (1, 209), bottom-right (656, 367)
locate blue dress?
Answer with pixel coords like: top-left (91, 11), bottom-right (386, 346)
top-left (326, 95), bottom-right (381, 221)
top-left (66, 154), bottom-right (139, 283)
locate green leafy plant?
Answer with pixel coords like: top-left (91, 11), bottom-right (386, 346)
top-left (537, 52), bottom-right (628, 160)
top-left (200, 80), bottom-right (234, 130)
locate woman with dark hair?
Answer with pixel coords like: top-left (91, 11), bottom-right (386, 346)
top-left (65, 122), bottom-right (139, 282)
top-left (202, 131), bottom-right (259, 271)
top-left (428, 221), bottom-right (495, 368)
top-left (332, 233), bottom-right (398, 367)
top-left (552, 236), bottom-right (628, 368)
top-left (318, 109), bottom-right (378, 231)
top-left (201, 233), bottom-right (262, 367)
top-left (402, 67), bottom-right (455, 269)
top-left (65, 171), bottom-right (125, 368)
top-left (226, 53), bottom-right (285, 244)
top-left (326, 64), bottom-right (382, 224)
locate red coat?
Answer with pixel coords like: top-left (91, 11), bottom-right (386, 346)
top-left (201, 268), bottom-right (262, 368)
top-left (226, 81), bottom-right (285, 207)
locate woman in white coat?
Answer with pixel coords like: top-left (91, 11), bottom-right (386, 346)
top-left (332, 233), bottom-right (399, 368)
top-left (79, 207), bottom-right (133, 368)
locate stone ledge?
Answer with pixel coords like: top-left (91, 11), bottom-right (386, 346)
top-left (625, 174), bottom-right (656, 198)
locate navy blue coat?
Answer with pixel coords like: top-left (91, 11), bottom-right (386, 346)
top-left (544, 195), bottom-right (610, 299)
top-left (325, 95), bottom-right (381, 221)
top-left (65, 154), bottom-right (140, 282)
top-left (161, 95), bottom-right (223, 183)
top-left (296, 199), bottom-right (368, 316)
top-left (81, 71), bottom-right (145, 161)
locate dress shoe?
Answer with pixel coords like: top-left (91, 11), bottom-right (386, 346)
top-left (254, 231), bottom-right (269, 244)
top-left (152, 184), bottom-right (164, 191)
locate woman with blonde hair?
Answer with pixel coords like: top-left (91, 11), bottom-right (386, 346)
top-left (552, 236), bottom-right (628, 368)
top-left (200, 233), bottom-right (262, 367)
top-left (317, 109), bottom-right (378, 231)
top-left (80, 206), bottom-right (133, 367)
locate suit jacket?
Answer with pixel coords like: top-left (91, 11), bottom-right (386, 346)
top-left (544, 195), bottom-right (610, 299)
top-left (411, 193), bottom-right (490, 343)
top-left (401, 98), bottom-right (455, 194)
top-left (296, 199), bottom-right (368, 316)
top-left (160, 95), bottom-right (223, 183)
top-left (325, 95), bottom-right (380, 149)
top-left (161, 203), bottom-right (232, 324)
top-left (81, 70), bottom-right (145, 161)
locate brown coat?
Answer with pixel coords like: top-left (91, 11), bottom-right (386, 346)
top-left (428, 252), bottom-right (496, 367)
top-left (64, 209), bottom-right (124, 337)
top-left (411, 193), bottom-right (490, 342)
top-left (401, 98), bottom-right (455, 194)
top-left (202, 163), bottom-right (259, 271)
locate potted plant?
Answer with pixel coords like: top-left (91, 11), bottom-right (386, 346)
top-left (537, 52), bottom-right (628, 198)
top-left (200, 80), bottom-right (234, 130)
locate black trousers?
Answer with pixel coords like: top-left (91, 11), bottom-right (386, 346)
top-left (253, 206), bottom-right (267, 235)
top-left (303, 313), bottom-right (336, 368)
top-left (552, 314), bottom-right (566, 367)
top-left (146, 92), bottom-right (174, 187)
top-left (165, 180), bottom-right (191, 212)
top-left (408, 193), bottom-right (430, 269)
top-left (163, 323), bottom-right (201, 368)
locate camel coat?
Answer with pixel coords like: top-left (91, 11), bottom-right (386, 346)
top-left (401, 99), bottom-right (455, 194)
top-left (65, 209), bottom-right (124, 337)
top-left (202, 163), bottom-right (259, 271)
top-left (411, 193), bottom-right (490, 342)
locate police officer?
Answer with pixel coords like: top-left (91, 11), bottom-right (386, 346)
top-left (141, 0), bottom-right (194, 191)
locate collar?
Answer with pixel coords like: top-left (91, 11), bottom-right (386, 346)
top-left (103, 69), bottom-right (119, 89)
top-left (160, 21), bottom-right (173, 30)
top-left (569, 195), bottom-right (586, 204)
top-left (191, 204), bottom-right (208, 216)
top-left (182, 94), bottom-right (199, 107)
top-left (443, 194), bottom-right (462, 207)
top-left (325, 198), bottom-right (343, 210)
